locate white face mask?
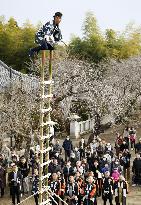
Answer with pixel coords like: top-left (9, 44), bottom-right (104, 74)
top-left (67, 138), bottom-right (69, 140)
top-left (81, 139), bottom-right (84, 143)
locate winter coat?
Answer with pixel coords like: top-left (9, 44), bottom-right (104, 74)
top-left (32, 175), bottom-right (39, 194)
top-left (53, 143), bottom-right (62, 154)
top-left (130, 134), bottom-right (136, 142)
top-left (0, 167), bottom-right (6, 188)
top-left (48, 163), bottom-right (62, 174)
top-left (63, 139), bottom-right (73, 151)
top-left (74, 150), bottom-right (80, 161)
top-left (135, 142), bottom-right (141, 153)
top-left (63, 166), bottom-right (74, 179)
top-left (112, 170), bottom-right (120, 182)
top-left (18, 162), bottom-right (29, 178)
top-left (102, 177), bottom-right (114, 200)
top-left (35, 21), bottom-right (62, 45)
top-left (8, 171), bottom-right (22, 188)
top-left (132, 158), bottom-right (141, 176)
top-left (120, 143), bottom-right (128, 152)
top-left (101, 167), bottom-right (110, 174)
top-left (79, 140), bottom-right (86, 149)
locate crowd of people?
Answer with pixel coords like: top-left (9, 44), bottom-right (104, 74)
top-left (0, 126), bottom-right (141, 205)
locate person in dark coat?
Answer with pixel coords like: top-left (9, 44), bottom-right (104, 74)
top-left (135, 138), bottom-right (141, 154)
top-left (18, 156), bottom-right (30, 194)
top-left (29, 12), bottom-right (62, 58)
top-left (102, 171), bottom-right (114, 205)
top-left (63, 161), bottom-right (74, 183)
top-left (48, 158), bottom-right (62, 174)
top-left (0, 163), bottom-right (6, 197)
top-left (120, 150), bottom-right (131, 181)
top-left (91, 160), bottom-right (102, 197)
top-left (32, 168), bottom-right (39, 205)
top-left (132, 153), bottom-right (141, 185)
top-left (8, 164), bottom-right (22, 205)
top-left (62, 136), bottom-right (73, 161)
top-left (120, 141), bottom-right (128, 152)
top-left (53, 139), bottom-right (62, 154)
top-left (79, 137), bottom-right (86, 160)
top-left (48, 173), bottom-right (60, 205)
top-left (65, 175), bottom-right (79, 205)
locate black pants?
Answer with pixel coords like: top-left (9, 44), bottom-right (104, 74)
top-left (103, 198), bottom-right (113, 205)
top-left (80, 149), bottom-right (85, 160)
top-left (84, 199), bottom-right (97, 205)
top-left (34, 194), bottom-right (39, 205)
top-left (31, 40), bottom-right (54, 54)
top-left (97, 179), bottom-right (102, 196)
top-left (65, 150), bottom-right (71, 161)
top-left (11, 186), bottom-right (20, 205)
top-left (0, 187), bottom-right (4, 197)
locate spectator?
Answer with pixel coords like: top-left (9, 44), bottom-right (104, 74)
top-left (62, 136), bottom-right (73, 161)
top-left (79, 137), bottom-right (86, 160)
top-left (32, 168), bottom-right (39, 205)
top-left (102, 171), bottom-right (114, 205)
top-left (132, 153), bottom-right (141, 186)
top-left (120, 141), bottom-right (128, 152)
top-left (0, 163), bottom-right (6, 197)
top-left (135, 138), bottom-right (141, 154)
top-left (8, 164), bottom-right (22, 205)
top-left (115, 175), bottom-right (128, 205)
top-left (53, 139), bottom-right (62, 154)
top-left (48, 158), bottom-right (62, 174)
top-left (18, 156), bottom-right (30, 194)
top-left (63, 161), bottom-right (74, 183)
top-left (129, 127), bottom-right (136, 150)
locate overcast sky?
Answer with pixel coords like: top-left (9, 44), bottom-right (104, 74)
top-left (1, 0), bottom-right (141, 42)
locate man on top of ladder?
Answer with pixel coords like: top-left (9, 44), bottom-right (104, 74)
top-left (29, 12), bottom-right (63, 59)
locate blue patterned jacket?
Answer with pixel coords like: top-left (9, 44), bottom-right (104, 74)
top-left (35, 20), bottom-right (62, 45)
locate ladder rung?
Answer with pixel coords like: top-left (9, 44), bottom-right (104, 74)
top-left (41, 108), bottom-right (52, 113)
top-left (41, 135), bottom-right (51, 140)
top-left (42, 94), bottom-right (53, 99)
top-left (41, 80), bottom-right (54, 85)
top-left (41, 173), bottom-right (51, 181)
top-left (41, 121), bottom-right (56, 127)
top-left (40, 199), bottom-right (51, 205)
top-left (40, 147), bottom-right (52, 154)
top-left (40, 160), bottom-right (51, 168)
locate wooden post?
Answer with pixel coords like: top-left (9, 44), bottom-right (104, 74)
top-left (39, 50), bottom-right (46, 204)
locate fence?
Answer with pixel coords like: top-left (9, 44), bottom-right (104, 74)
top-left (70, 118), bottom-right (95, 138)
top-left (0, 60), bottom-right (39, 93)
